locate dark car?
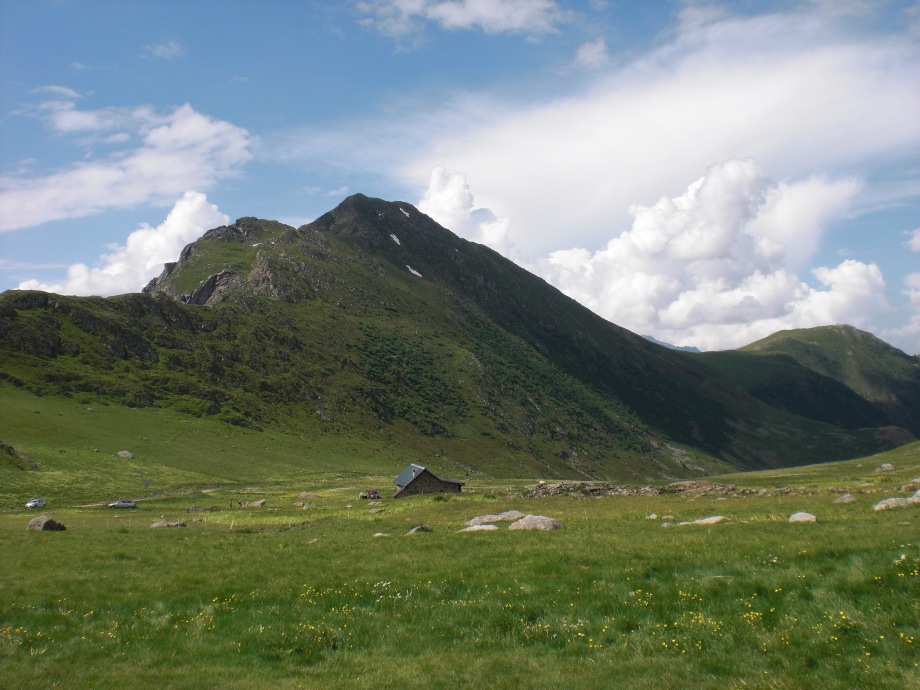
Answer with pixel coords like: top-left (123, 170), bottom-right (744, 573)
top-left (108, 499), bottom-right (137, 509)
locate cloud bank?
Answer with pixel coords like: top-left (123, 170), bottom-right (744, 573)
top-left (0, 98), bottom-right (252, 233)
top-left (17, 191), bottom-right (227, 297)
top-left (421, 159), bottom-right (887, 351)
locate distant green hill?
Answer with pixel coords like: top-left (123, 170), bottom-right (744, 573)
top-left (696, 325), bottom-right (920, 435)
top-left (1, 195), bottom-right (916, 482)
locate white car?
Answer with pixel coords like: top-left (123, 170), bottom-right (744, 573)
top-left (108, 499), bottom-right (137, 509)
top-left (25, 498), bottom-right (46, 508)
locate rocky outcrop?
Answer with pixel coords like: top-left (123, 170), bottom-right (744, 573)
top-left (465, 510), bottom-right (525, 526)
top-left (28, 515), bottom-right (66, 531)
top-left (873, 490), bottom-right (920, 511)
top-left (508, 515), bottom-right (562, 531)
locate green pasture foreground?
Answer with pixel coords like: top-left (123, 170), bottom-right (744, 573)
top-left (2, 484), bottom-right (919, 689)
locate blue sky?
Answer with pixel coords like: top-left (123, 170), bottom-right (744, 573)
top-left (1, 0), bottom-right (919, 353)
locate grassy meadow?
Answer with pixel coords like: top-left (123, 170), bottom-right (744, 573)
top-left (2, 446), bottom-right (920, 688)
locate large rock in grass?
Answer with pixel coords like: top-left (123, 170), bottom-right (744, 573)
top-left (28, 515), bottom-right (66, 531)
top-left (459, 524), bottom-right (499, 532)
top-left (243, 499), bottom-right (266, 509)
top-left (873, 490), bottom-right (920, 511)
top-left (150, 521), bottom-right (186, 528)
top-left (677, 515), bottom-right (727, 526)
top-left (508, 515), bottom-right (562, 531)
top-left (833, 494), bottom-right (855, 504)
top-left (465, 510), bottom-right (525, 526)
top-left (789, 512), bottom-right (816, 522)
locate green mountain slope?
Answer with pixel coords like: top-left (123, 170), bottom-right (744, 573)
top-left (697, 325), bottom-right (920, 435)
top-left (1, 195), bottom-right (915, 481)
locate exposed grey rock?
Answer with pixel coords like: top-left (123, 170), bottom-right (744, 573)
top-left (898, 479), bottom-right (920, 492)
top-left (678, 515), bottom-right (726, 526)
top-left (406, 525), bottom-right (432, 535)
top-left (369, 507), bottom-right (384, 514)
top-left (117, 450), bottom-right (134, 459)
top-left (877, 463), bottom-right (895, 472)
top-left (508, 515), bottom-right (562, 531)
top-left (789, 512), bottom-right (816, 522)
top-left (150, 521), bottom-right (186, 528)
top-left (873, 490), bottom-right (920, 511)
top-left (242, 499), bottom-right (266, 508)
top-left (833, 493), bottom-right (855, 504)
top-left (28, 515), bottom-right (66, 531)
top-left (459, 524), bottom-right (498, 532)
top-left (465, 510), bottom-right (525, 526)
top-left (372, 532), bottom-right (390, 537)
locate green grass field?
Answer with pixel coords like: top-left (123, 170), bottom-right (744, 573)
top-left (3, 452), bottom-right (920, 689)
top-left (3, 385), bottom-right (920, 688)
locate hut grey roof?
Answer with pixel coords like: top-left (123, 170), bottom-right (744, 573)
top-left (394, 463), bottom-right (427, 487)
top-left (394, 463), bottom-right (464, 488)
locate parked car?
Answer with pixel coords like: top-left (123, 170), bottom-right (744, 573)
top-left (108, 499), bottom-right (137, 509)
top-left (25, 498), bottom-right (46, 508)
top-left (368, 489), bottom-right (380, 500)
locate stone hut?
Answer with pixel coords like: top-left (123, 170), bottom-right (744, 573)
top-left (393, 463), bottom-right (463, 498)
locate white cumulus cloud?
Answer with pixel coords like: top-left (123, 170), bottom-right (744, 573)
top-left (0, 101), bottom-right (253, 233)
top-left (418, 166), bottom-right (514, 256)
top-left (531, 159), bottom-right (882, 350)
top-left (424, 159), bottom-right (885, 350)
top-left (17, 191), bottom-right (227, 297)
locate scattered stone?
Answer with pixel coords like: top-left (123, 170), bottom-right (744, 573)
top-left (647, 513), bottom-right (658, 520)
top-left (874, 497), bottom-right (911, 511)
top-left (28, 515), bottom-right (66, 531)
top-left (459, 524), bottom-right (499, 532)
top-left (877, 463), bottom-right (896, 472)
top-left (661, 522), bottom-right (673, 528)
top-left (898, 479), bottom-right (920, 492)
top-left (789, 512), bottom-right (816, 523)
top-left (369, 507), bottom-right (384, 514)
top-left (150, 521), bottom-right (186, 528)
top-left (465, 510), bottom-right (525, 526)
top-left (833, 494), bottom-right (855, 504)
top-left (873, 490), bottom-right (920, 511)
top-left (509, 515), bottom-right (562, 531)
top-left (368, 500), bottom-right (382, 506)
top-left (678, 515), bottom-right (726, 526)
top-left (117, 450), bottom-right (134, 459)
top-left (522, 481), bottom-right (812, 499)
top-left (372, 532), bottom-right (390, 537)
top-left (406, 525), bottom-right (432, 535)
top-left (242, 499), bottom-right (266, 509)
